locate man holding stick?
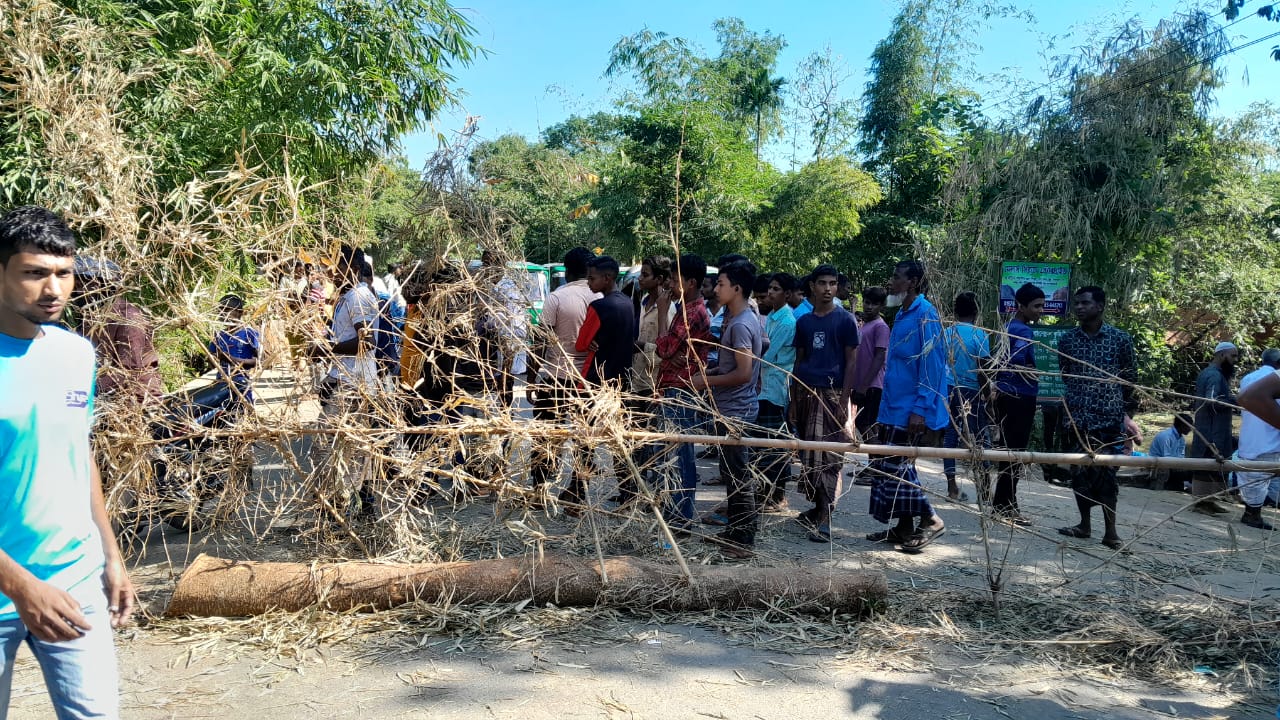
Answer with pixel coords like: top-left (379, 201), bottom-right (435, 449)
top-left (1056, 286), bottom-right (1137, 551)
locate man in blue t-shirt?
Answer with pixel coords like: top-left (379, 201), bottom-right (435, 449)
top-left (789, 264), bottom-right (859, 542)
top-left (210, 293), bottom-right (261, 407)
top-left (942, 292), bottom-right (991, 502)
top-left (0, 206), bottom-right (134, 718)
top-left (692, 261), bottom-right (763, 559)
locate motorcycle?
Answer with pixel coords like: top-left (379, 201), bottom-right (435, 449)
top-left (138, 379), bottom-right (252, 532)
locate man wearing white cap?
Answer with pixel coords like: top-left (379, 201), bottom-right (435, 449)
top-left (1190, 341), bottom-right (1239, 515)
top-left (1234, 349), bottom-right (1280, 529)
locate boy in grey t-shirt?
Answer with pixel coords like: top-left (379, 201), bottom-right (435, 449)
top-left (692, 261), bottom-right (762, 558)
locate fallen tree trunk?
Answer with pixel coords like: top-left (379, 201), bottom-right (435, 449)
top-left (166, 553), bottom-right (887, 617)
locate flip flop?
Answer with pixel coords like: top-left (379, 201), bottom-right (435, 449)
top-left (946, 491), bottom-right (970, 503)
top-left (898, 525), bottom-right (946, 554)
top-left (1057, 525), bottom-right (1091, 539)
top-left (808, 524), bottom-right (832, 543)
top-left (1100, 537), bottom-right (1124, 550)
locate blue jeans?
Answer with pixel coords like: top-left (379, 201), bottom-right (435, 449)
top-left (0, 597), bottom-right (119, 719)
top-left (660, 388), bottom-right (705, 524)
top-left (942, 385), bottom-right (987, 479)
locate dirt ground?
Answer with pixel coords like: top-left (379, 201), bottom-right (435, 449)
top-left (7, 374), bottom-right (1279, 719)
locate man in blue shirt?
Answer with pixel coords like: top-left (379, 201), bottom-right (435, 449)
top-left (867, 260), bottom-right (949, 553)
top-left (757, 273), bottom-right (798, 511)
top-left (0, 206), bottom-right (134, 718)
top-left (941, 292), bottom-right (990, 502)
top-left (990, 283), bottom-right (1044, 523)
top-left (210, 293), bottom-right (260, 408)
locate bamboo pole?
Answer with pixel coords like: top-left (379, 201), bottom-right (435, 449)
top-left (156, 422), bottom-right (1280, 473)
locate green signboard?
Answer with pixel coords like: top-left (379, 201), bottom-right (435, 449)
top-left (1031, 325), bottom-right (1069, 401)
top-left (1000, 261), bottom-right (1072, 316)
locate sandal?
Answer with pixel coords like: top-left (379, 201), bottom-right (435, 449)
top-left (808, 524), bottom-right (832, 543)
top-left (1056, 525), bottom-right (1091, 539)
top-left (898, 524), bottom-right (946, 554)
top-left (1100, 537), bottom-right (1124, 550)
top-left (946, 491), bottom-right (970, 503)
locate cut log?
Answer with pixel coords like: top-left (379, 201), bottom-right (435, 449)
top-left (166, 553), bottom-right (887, 617)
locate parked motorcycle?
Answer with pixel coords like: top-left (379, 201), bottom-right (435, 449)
top-left (141, 379), bottom-right (252, 532)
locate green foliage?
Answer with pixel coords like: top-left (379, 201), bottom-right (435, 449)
top-left (590, 102), bottom-right (774, 261)
top-left (469, 134), bottom-right (600, 263)
top-left (50, 0), bottom-right (481, 192)
top-left (752, 159), bottom-right (882, 274)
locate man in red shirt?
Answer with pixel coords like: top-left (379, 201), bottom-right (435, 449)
top-left (654, 254), bottom-right (714, 530)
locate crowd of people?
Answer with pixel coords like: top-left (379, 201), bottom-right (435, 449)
top-left (237, 242), bottom-right (1280, 559)
top-left (289, 242), bottom-right (1183, 560)
top-left (33, 215), bottom-right (1280, 564)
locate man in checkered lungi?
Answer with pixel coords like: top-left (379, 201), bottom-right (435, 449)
top-left (865, 260), bottom-right (950, 553)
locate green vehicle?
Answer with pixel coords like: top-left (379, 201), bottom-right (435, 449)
top-left (469, 260), bottom-right (550, 325)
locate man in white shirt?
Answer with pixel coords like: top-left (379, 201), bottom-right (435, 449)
top-left (310, 245), bottom-right (380, 521)
top-left (1235, 348), bottom-right (1280, 528)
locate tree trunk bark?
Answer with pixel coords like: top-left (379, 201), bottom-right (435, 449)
top-left (166, 553), bottom-right (888, 618)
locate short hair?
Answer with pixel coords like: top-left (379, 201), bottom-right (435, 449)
top-left (1076, 285), bottom-right (1106, 305)
top-left (588, 255), bottom-right (620, 279)
top-left (753, 274), bottom-right (773, 294)
top-left (563, 247), bottom-right (594, 278)
top-left (895, 259), bottom-right (930, 296)
top-left (218, 293), bottom-right (245, 311)
top-left (954, 291), bottom-right (979, 317)
top-left (675, 254), bottom-right (707, 287)
top-left (837, 273), bottom-right (850, 288)
top-left (797, 273), bottom-right (812, 296)
top-left (0, 206), bottom-right (76, 264)
top-left (718, 253), bottom-right (756, 277)
top-left (1262, 348), bottom-right (1280, 368)
top-left (810, 263), bottom-right (840, 282)
top-left (1173, 413), bottom-right (1192, 431)
top-left (862, 286), bottom-right (888, 304)
top-left (718, 261), bottom-right (755, 300)
top-left (386, 262), bottom-right (400, 274)
top-left (1014, 282), bottom-right (1045, 307)
top-left (771, 272), bottom-right (799, 293)
top-left (641, 254), bottom-right (673, 281)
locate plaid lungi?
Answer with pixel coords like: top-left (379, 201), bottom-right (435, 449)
top-left (789, 385), bottom-right (849, 505)
top-left (867, 426), bottom-right (936, 523)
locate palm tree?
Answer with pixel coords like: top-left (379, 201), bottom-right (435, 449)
top-left (737, 66), bottom-right (786, 163)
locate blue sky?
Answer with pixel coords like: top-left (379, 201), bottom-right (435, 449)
top-left (401, 0), bottom-right (1277, 167)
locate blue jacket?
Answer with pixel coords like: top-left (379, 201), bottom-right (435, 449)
top-left (878, 295), bottom-right (950, 431)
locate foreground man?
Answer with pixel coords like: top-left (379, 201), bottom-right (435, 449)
top-left (0, 206), bottom-right (135, 718)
